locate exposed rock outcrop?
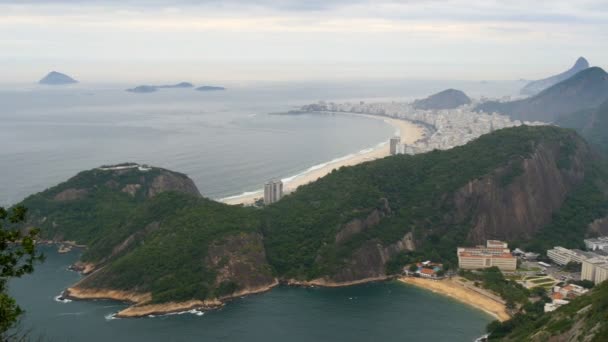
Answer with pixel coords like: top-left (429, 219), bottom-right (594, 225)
top-left (206, 232), bottom-right (277, 294)
top-left (53, 188), bottom-right (88, 201)
top-left (335, 198), bottom-right (392, 244)
top-left (454, 140), bottom-right (590, 243)
top-left (147, 171), bottom-right (201, 198)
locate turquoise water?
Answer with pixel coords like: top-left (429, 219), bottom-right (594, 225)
top-left (10, 248), bottom-right (492, 342)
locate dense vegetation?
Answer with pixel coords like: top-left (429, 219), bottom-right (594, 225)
top-left (15, 125), bottom-right (608, 303)
top-left (82, 192), bottom-right (263, 303)
top-left (263, 126), bottom-right (590, 279)
top-left (491, 281), bottom-right (608, 341)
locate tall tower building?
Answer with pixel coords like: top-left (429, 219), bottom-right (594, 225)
top-left (389, 137), bottom-right (401, 155)
top-left (264, 179), bottom-right (283, 205)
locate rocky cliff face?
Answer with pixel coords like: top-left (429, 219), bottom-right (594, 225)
top-left (206, 232), bottom-right (277, 296)
top-left (454, 140), bottom-right (590, 243)
top-left (328, 232), bottom-right (415, 283)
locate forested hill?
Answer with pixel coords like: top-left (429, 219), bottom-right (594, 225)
top-left (19, 163), bottom-right (200, 245)
top-left (16, 126), bottom-right (608, 305)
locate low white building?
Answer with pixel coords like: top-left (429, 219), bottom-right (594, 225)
top-left (547, 247), bottom-right (596, 265)
top-left (584, 237), bottom-right (608, 251)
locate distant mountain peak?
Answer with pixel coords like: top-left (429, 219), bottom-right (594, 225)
top-left (412, 89), bottom-right (471, 110)
top-left (520, 57), bottom-right (590, 95)
top-left (574, 56), bottom-right (590, 69)
top-left (39, 71), bottom-right (78, 85)
top-left (476, 66), bottom-right (608, 122)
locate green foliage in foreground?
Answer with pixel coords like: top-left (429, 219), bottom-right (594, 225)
top-left (490, 281), bottom-right (608, 341)
top-left (0, 207), bottom-right (43, 338)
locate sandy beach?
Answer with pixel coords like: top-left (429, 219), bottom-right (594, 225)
top-left (221, 114), bottom-right (425, 205)
top-left (398, 277), bottom-right (510, 322)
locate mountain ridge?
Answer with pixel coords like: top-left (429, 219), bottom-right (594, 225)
top-left (475, 67), bottom-right (608, 122)
top-left (521, 57), bottom-right (590, 95)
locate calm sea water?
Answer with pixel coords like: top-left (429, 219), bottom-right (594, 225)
top-left (10, 248), bottom-right (492, 342)
top-left (0, 80), bottom-right (522, 206)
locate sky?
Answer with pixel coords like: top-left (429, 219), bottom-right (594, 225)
top-left (1, 0), bottom-right (607, 83)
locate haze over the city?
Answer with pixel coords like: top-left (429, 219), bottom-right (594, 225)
top-left (1, 0), bottom-right (607, 83)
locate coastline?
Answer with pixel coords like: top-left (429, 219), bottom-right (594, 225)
top-left (65, 279), bottom-right (280, 318)
top-left (398, 277), bottom-right (510, 322)
top-left (287, 275), bottom-right (394, 288)
top-left (220, 113), bottom-right (425, 205)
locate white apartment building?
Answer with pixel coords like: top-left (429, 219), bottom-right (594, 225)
top-left (264, 179), bottom-right (283, 205)
top-left (582, 257), bottom-right (608, 285)
top-left (547, 247), bottom-right (596, 266)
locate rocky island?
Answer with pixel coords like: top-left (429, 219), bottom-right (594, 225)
top-left (126, 82), bottom-right (194, 93)
top-left (39, 71), bottom-right (78, 85)
top-left (196, 85), bottom-right (225, 91)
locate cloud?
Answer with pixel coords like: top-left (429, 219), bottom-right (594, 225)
top-left (0, 0), bottom-right (606, 81)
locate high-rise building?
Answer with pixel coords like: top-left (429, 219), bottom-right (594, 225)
top-left (389, 137), bottom-right (401, 155)
top-left (582, 257), bottom-right (608, 285)
top-left (264, 179), bottom-right (283, 205)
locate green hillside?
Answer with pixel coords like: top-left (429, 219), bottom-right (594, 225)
top-left (16, 126), bottom-right (608, 303)
top-left (493, 282), bottom-right (608, 341)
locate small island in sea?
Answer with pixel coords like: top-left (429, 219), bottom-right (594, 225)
top-left (126, 85), bottom-right (158, 93)
top-left (196, 85), bottom-right (226, 91)
top-left (39, 71), bottom-right (79, 85)
top-left (126, 82), bottom-right (194, 93)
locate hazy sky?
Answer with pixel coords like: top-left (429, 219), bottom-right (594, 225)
top-left (1, 0), bottom-right (607, 83)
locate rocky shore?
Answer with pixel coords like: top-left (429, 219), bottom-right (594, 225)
top-left (63, 279), bottom-right (281, 318)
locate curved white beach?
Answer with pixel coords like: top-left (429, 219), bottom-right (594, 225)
top-left (220, 114), bottom-right (424, 205)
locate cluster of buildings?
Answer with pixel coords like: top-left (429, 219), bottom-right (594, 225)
top-left (263, 179), bottom-right (283, 205)
top-left (457, 240), bottom-right (517, 272)
top-left (298, 100), bottom-right (544, 155)
top-left (545, 237), bottom-right (608, 285)
top-left (545, 284), bottom-right (589, 312)
top-left (404, 261), bottom-right (444, 279)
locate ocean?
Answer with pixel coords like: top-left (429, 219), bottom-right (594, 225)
top-left (0, 79), bottom-right (522, 206)
top-left (2, 79), bottom-right (520, 341)
top-left (9, 247), bottom-right (492, 342)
